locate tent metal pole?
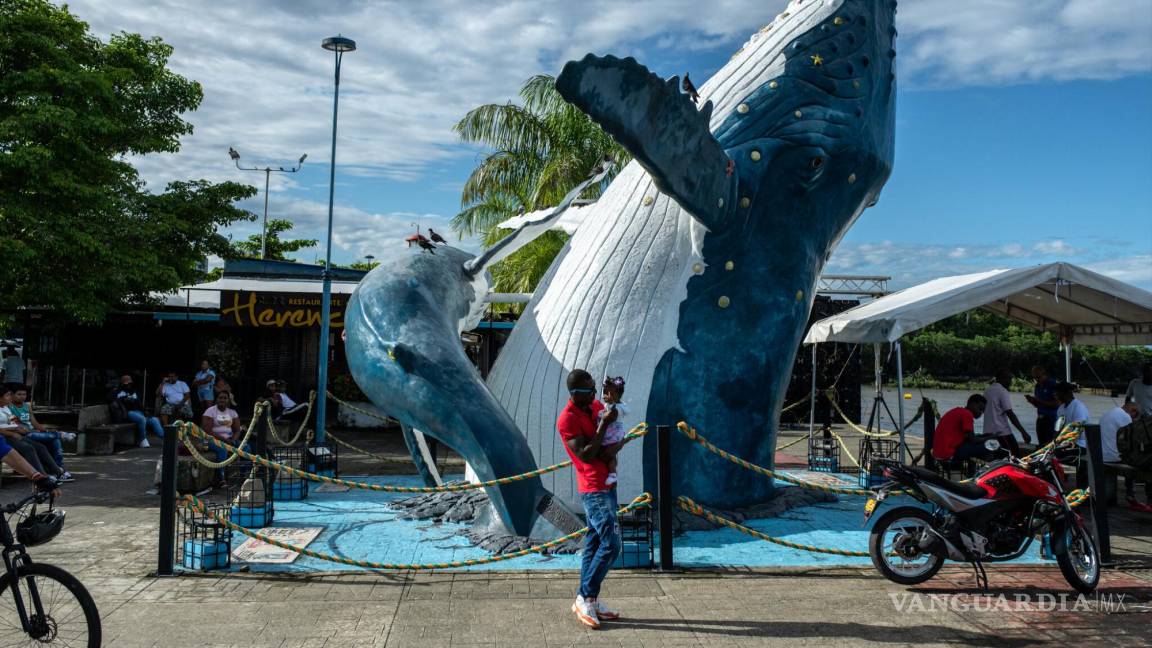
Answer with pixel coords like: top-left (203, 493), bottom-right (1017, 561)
top-left (895, 340), bottom-right (906, 464)
top-left (1064, 341), bottom-right (1072, 383)
top-left (808, 344), bottom-right (817, 438)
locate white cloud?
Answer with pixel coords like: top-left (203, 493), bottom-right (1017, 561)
top-left (49, 0), bottom-right (1152, 266)
top-left (1084, 254), bottom-right (1152, 290)
top-left (826, 237), bottom-right (1148, 290)
top-left (899, 0), bottom-right (1152, 86)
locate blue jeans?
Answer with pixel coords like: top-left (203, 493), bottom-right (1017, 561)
top-left (127, 410), bottom-right (164, 442)
top-left (211, 438), bottom-right (248, 482)
top-left (579, 488), bottom-right (620, 599)
top-left (25, 431), bottom-right (64, 468)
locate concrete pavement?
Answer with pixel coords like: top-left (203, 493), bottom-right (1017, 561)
top-left (3, 427), bottom-right (1148, 647)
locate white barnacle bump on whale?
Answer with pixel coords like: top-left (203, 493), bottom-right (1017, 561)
top-left (724, 261), bottom-right (735, 271)
top-left (740, 197), bottom-right (751, 208)
top-left (794, 110), bottom-right (803, 118)
top-left (848, 173), bottom-right (857, 184)
top-left (795, 290), bottom-right (805, 302)
top-left (718, 296), bottom-right (731, 308)
top-left (642, 195), bottom-right (654, 206)
top-left (718, 197), bottom-right (724, 208)
top-left (750, 150), bottom-right (762, 162)
top-left (769, 80), bottom-right (779, 89)
top-left (692, 263), bottom-right (704, 275)
top-left (737, 103), bottom-right (749, 114)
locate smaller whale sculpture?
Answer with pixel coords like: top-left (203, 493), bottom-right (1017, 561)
top-left (344, 167), bottom-right (614, 537)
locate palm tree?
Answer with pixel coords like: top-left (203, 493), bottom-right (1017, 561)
top-left (452, 75), bottom-right (629, 294)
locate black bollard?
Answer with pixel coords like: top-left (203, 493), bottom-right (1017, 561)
top-left (1082, 424), bottom-right (1112, 564)
top-left (156, 425), bottom-right (178, 576)
top-left (656, 424), bottom-right (676, 571)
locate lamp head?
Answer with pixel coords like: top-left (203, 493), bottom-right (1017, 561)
top-left (299, 153), bottom-right (308, 165)
top-left (322, 36), bottom-right (356, 53)
top-left (228, 146), bottom-right (240, 160)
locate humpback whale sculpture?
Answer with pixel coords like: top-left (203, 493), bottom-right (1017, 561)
top-left (346, 0), bottom-right (897, 536)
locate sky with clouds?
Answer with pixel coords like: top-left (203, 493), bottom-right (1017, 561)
top-left (60, 0), bottom-right (1152, 290)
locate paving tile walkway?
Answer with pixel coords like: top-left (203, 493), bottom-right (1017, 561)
top-left (1, 428), bottom-right (1147, 647)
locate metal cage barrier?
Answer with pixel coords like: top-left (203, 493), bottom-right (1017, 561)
top-left (176, 503), bottom-right (232, 571)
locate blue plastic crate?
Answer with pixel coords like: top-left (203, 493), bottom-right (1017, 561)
top-left (182, 539), bottom-right (229, 571)
top-left (230, 505), bottom-right (272, 527)
top-left (809, 456), bottom-right (840, 473)
top-left (308, 468), bottom-right (336, 478)
top-left (272, 480), bottom-right (307, 501)
top-left (858, 470), bottom-right (889, 488)
top-left (612, 540), bottom-right (653, 569)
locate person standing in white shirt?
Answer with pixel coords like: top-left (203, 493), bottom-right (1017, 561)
top-left (982, 368), bottom-right (1032, 456)
top-left (1055, 381), bottom-right (1091, 431)
top-left (1125, 363), bottom-right (1152, 418)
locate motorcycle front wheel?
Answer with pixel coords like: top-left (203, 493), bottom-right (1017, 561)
top-left (1054, 515), bottom-right (1100, 593)
top-left (869, 506), bottom-right (945, 585)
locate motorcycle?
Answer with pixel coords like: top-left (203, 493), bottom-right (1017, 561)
top-left (863, 435), bottom-right (1100, 592)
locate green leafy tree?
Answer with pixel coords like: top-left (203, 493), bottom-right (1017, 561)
top-left (226, 219), bottom-right (318, 262)
top-left (452, 74), bottom-right (629, 293)
top-left (0, 0), bottom-right (256, 321)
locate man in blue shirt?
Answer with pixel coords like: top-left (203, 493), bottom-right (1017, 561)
top-left (1026, 366), bottom-right (1060, 446)
top-left (193, 360), bottom-right (217, 413)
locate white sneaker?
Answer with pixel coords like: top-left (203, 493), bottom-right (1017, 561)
top-left (572, 595), bottom-right (600, 629)
top-left (593, 599), bottom-right (620, 621)
top-left (138, 438), bottom-right (151, 448)
top-left (61, 432), bottom-right (77, 442)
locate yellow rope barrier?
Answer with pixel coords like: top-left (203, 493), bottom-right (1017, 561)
top-left (179, 422), bottom-right (648, 493)
top-left (182, 492), bottom-right (652, 569)
top-left (323, 428), bottom-right (395, 463)
top-left (174, 401), bottom-right (267, 469)
top-left (676, 422), bottom-right (894, 496)
top-left (779, 392), bottom-right (810, 415)
top-left (677, 496), bottom-right (872, 557)
top-left (829, 430), bottom-right (861, 467)
top-left (264, 391), bottom-right (316, 446)
top-left (775, 435), bottom-right (810, 452)
top-left (325, 391), bottom-right (398, 425)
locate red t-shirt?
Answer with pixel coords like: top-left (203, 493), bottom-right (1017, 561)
top-left (932, 407), bottom-right (975, 460)
top-left (557, 399), bottom-right (610, 493)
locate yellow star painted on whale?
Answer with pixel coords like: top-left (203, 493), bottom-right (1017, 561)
top-left (810, 54), bottom-right (824, 66)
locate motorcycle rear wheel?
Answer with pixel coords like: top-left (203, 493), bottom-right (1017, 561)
top-left (869, 507), bottom-right (944, 585)
top-left (1054, 516), bottom-right (1100, 593)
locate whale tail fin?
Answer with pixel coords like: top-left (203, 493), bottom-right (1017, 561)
top-left (556, 54), bottom-right (732, 231)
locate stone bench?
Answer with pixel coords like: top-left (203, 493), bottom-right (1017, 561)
top-left (76, 405), bottom-right (134, 455)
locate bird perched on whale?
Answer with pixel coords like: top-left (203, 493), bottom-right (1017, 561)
top-left (428, 228), bottom-right (447, 244)
top-left (682, 73), bottom-right (700, 104)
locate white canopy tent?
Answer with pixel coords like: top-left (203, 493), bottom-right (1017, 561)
top-left (803, 262), bottom-right (1152, 460)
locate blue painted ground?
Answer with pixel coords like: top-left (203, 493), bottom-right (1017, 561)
top-left (218, 474), bottom-right (1049, 573)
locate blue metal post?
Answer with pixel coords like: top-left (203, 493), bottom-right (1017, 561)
top-left (315, 45), bottom-right (347, 445)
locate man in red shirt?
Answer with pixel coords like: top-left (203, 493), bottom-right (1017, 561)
top-left (932, 394), bottom-right (998, 462)
top-left (557, 368), bottom-right (624, 629)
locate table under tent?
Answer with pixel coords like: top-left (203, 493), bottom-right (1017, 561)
top-left (803, 262), bottom-right (1152, 461)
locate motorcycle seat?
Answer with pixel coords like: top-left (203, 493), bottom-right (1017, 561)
top-left (909, 466), bottom-right (989, 499)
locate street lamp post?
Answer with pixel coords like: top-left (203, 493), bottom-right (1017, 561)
top-left (315, 35), bottom-right (356, 445)
top-left (227, 148), bottom-right (307, 259)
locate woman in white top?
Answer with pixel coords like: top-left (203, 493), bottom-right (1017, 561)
top-left (201, 391), bottom-right (242, 485)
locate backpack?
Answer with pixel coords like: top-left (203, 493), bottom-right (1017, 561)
top-left (1117, 417), bottom-right (1152, 470)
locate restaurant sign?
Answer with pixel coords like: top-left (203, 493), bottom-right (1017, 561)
top-left (220, 290), bottom-right (347, 328)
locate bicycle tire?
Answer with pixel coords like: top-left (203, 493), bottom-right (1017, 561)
top-left (0, 562), bottom-right (101, 647)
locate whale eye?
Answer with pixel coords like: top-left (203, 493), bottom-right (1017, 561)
top-left (809, 157), bottom-right (824, 170)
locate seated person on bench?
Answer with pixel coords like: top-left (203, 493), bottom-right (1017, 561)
top-left (1095, 401), bottom-right (1149, 510)
top-left (266, 379), bottom-right (308, 423)
top-left (0, 386), bottom-right (71, 482)
top-left (7, 385), bottom-right (76, 473)
top-left (932, 394), bottom-right (999, 463)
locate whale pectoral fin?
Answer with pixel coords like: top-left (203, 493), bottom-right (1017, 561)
top-left (556, 54), bottom-right (732, 231)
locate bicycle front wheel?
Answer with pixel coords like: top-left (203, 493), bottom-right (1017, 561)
top-left (0, 562), bottom-right (101, 647)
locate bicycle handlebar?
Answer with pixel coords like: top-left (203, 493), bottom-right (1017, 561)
top-left (1, 490), bottom-right (54, 515)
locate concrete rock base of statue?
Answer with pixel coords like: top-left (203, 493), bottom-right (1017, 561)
top-left (391, 485), bottom-right (582, 555)
top-left (392, 484), bottom-right (835, 554)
